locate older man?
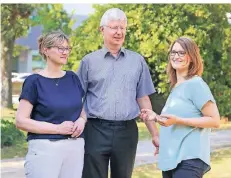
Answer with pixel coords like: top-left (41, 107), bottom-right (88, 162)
top-left (77, 8), bottom-right (159, 178)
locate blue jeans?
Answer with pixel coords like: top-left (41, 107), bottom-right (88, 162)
top-left (162, 159), bottom-right (209, 178)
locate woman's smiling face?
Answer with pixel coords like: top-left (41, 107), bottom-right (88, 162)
top-left (169, 42), bottom-right (191, 72)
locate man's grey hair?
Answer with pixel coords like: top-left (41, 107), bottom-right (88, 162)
top-left (100, 8), bottom-right (127, 27)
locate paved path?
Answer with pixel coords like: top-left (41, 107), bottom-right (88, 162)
top-left (1, 129), bottom-right (231, 178)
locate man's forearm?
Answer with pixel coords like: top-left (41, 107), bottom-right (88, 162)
top-left (145, 121), bottom-right (159, 136)
top-left (137, 95), bottom-right (159, 137)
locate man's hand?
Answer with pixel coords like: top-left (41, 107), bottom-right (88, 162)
top-left (152, 135), bottom-right (159, 155)
top-left (71, 117), bottom-right (86, 137)
top-left (140, 109), bottom-right (157, 121)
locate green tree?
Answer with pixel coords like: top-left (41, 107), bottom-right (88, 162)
top-left (1, 4), bottom-right (36, 108)
top-left (1, 4), bottom-right (73, 108)
top-left (69, 4), bottom-right (231, 117)
top-left (32, 4), bottom-right (75, 35)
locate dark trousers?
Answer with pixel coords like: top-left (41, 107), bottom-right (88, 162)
top-left (162, 159), bottom-right (208, 178)
top-left (82, 118), bottom-right (138, 178)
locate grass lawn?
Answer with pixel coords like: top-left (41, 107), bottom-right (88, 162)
top-left (137, 122), bottom-right (153, 140)
top-left (1, 142), bottom-right (28, 159)
top-left (132, 148), bottom-right (231, 178)
top-left (1, 107), bottom-right (17, 119)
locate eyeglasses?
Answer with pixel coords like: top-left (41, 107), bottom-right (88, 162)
top-left (52, 46), bottom-right (72, 53)
top-left (170, 50), bottom-right (186, 57)
top-left (104, 26), bottom-right (126, 32)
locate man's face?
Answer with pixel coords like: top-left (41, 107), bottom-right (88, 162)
top-left (101, 19), bottom-right (127, 47)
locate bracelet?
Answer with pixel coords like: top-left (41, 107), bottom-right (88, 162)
top-left (79, 116), bottom-right (87, 123)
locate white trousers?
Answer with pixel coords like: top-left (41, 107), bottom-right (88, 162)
top-left (25, 138), bottom-right (84, 178)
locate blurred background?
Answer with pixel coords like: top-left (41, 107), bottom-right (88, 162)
top-left (1, 3), bottom-right (231, 178)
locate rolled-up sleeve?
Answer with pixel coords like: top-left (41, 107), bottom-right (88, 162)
top-left (136, 57), bottom-right (156, 98)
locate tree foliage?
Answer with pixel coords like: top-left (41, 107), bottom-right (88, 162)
top-left (1, 4), bottom-right (36, 107)
top-left (31, 4), bottom-right (74, 35)
top-left (69, 4), bottom-right (231, 117)
top-left (1, 4), bottom-right (73, 108)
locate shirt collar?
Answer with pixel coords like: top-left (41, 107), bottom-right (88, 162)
top-left (102, 46), bottom-right (126, 58)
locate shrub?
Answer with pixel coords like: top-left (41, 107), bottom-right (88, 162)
top-left (1, 119), bottom-right (25, 147)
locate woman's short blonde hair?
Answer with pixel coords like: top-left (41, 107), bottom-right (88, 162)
top-left (38, 31), bottom-right (69, 60)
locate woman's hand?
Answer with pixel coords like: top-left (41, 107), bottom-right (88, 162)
top-left (57, 121), bottom-right (75, 135)
top-left (71, 117), bottom-right (87, 137)
top-left (158, 114), bottom-right (180, 127)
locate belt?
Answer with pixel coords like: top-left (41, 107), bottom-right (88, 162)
top-left (87, 117), bottom-right (135, 126)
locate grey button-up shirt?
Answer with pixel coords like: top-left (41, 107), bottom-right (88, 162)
top-left (77, 47), bottom-right (155, 121)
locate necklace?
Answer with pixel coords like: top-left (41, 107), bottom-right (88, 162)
top-left (55, 78), bottom-right (60, 86)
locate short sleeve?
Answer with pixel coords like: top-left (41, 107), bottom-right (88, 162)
top-left (190, 78), bottom-right (216, 111)
top-left (19, 76), bottom-right (37, 105)
top-left (76, 57), bottom-right (88, 94)
top-left (136, 57), bottom-right (156, 98)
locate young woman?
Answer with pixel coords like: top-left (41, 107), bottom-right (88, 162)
top-left (16, 31), bottom-right (86, 178)
top-left (140, 37), bottom-right (220, 178)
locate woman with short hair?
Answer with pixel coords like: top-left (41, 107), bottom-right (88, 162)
top-left (16, 31), bottom-right (86, 178)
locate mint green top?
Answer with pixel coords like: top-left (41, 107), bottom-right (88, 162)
top-left (158, 76), bottom-right (215, 172)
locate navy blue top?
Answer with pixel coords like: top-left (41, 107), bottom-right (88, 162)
top-left (19, 71), bottom-right (84, 141)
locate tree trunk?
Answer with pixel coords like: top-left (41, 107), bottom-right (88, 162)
top-left (1, 38), bottom-right (15, 108)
